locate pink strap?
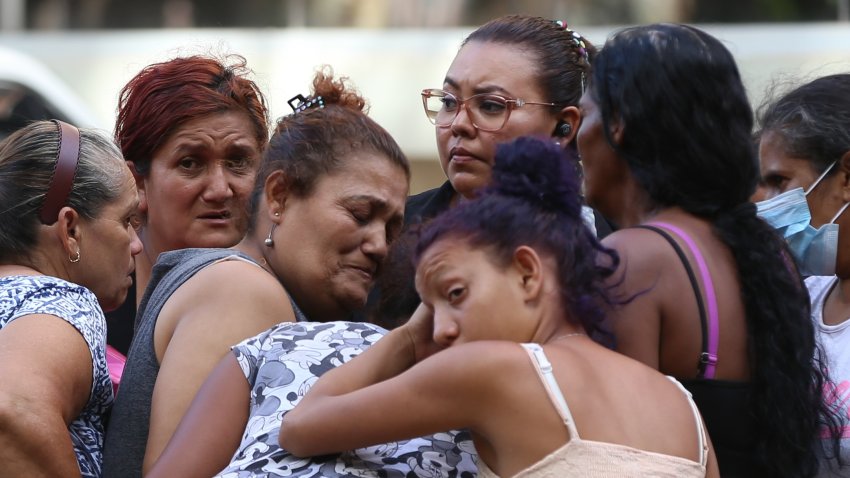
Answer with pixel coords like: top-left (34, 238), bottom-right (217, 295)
top-left (106, 345), bottom-right (126, 396)
top-left (648, 222), bottom-right (719, 378)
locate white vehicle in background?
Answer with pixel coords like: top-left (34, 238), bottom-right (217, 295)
top-left (0, 45), bottom-right (101, 140)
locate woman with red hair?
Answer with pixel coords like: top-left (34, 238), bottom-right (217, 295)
top-left (104, 55), bottom-right (269, 355)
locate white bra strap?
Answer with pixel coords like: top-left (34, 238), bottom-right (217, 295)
top-left (666, 376), bottom-right (709, 466)
top-left (520, 343), bottom-right (579, 437)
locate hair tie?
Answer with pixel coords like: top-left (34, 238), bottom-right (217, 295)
top-left (287, 94), bottom-right (325, 114)
top-left (40, 120), bottom-right (81, 225)
top-left (553, 20), bottom-right (590, 67)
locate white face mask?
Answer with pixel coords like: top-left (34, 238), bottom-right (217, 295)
top-left (756, 161), bottom-right (849, 276)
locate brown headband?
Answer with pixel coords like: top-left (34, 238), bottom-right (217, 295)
top-left (39, 120), bottom-right (81, 224)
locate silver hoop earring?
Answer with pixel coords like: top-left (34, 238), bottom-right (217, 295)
top-left (264, 223), bottom-right (277, 247)
top-left (69, 250), bottom-right (81, 263)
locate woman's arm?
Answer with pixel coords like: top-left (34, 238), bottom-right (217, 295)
top-left (0, 314), bottom-right (93, 477)
top-left (283, 303), bottom-right (444, 402)
top-left (146, 353), bottom-right (250, 478)
top-left (279, 329), bottom-right (515, 458)
top-left (143, 261), bottom-right (295, 473)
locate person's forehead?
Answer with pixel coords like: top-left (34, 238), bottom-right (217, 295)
top-left (445, 41), bottom-right (542, 96)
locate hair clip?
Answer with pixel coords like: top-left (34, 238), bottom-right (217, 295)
top-left (553, 20), bottom-right (590, 66)
top-left (287, 94), bottom-right (325, 114)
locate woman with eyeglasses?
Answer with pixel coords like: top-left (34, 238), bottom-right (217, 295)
top-left (368, 14), bottom-right (611, 328)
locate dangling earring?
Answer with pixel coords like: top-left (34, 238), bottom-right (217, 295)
top-left (69, 249), bottom-right (81, 263)
top-left (264, 212), bottom-right (280, 248)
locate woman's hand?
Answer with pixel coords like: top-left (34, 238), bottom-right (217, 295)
top-left (401, 303), bottom-right (446, 363)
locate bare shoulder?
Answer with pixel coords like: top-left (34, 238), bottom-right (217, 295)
top-left (427, 341), bottom-right (529, 373)
top-left (187, 258), bottom-right (286, 297)
top-left (603, 227), bottom-right (682, 268)
top-left (416, 341), bottom-right (535, 395)
top-left (171, 259), bottom-right (290, 313)
top-left (157, 257), bottom-right (295, 343)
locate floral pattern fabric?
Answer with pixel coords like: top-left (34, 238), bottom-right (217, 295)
top-left (220, 321), bottom-right (478, 478)
top-left (0, 275), bottom-right (113, 477)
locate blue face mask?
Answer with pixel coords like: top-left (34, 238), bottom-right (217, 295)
top-left (756, 162), bottom-right (849, 276)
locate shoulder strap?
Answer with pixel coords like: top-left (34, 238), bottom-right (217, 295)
top-left (666, 376), bottom-right (709, 466)
top-left (634, 224), bottom-right (718, 379)
top-left (520, 343), bottom-right (579, 437)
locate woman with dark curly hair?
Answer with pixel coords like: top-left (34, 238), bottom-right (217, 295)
top-left (578, 23), bottom-right (839, 477)
top-left (280, 137), bottom-right (718, 477)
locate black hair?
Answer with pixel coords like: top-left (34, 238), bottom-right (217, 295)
top-left (757, 73), bottom-right (850, 177)
top-left (463, 14), bottom-right (595, 110)
top-left (591, 23), bottom-right (839, 477)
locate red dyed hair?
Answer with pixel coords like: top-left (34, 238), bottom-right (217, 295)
top-left (115, 55), bottom-right (269, 175)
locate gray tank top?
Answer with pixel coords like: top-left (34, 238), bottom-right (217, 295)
top-left (102, 248), bottom-right (305, 477)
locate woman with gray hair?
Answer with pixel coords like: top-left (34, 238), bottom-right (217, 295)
top-left (0, 120), bottom-right (142, 477)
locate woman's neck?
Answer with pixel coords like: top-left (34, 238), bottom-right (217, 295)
top-left (134, 227), bottom-right (161, 304)
top-left (825, 277), bottom-right (850, 326)
top-left (0, 263), bottom-right (42, 278)
top-left (0, 250), bottom-right (62, 281)
top-left (232, 238), bottom-right (270, 280)
top-left (604, 177), bottom-right (656, 228)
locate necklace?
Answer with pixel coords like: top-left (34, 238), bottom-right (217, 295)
top-left (551, 332), bottom-right (586, 342)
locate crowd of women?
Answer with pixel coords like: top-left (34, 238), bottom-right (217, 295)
top-left (0, 13), bottom-right (848, 478)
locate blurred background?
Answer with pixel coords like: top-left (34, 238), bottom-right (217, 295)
top-left (2, 0), bottom-right (850, 192)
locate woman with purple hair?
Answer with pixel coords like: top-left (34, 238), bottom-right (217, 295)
top-left (280, 137), bottom-right (718, 477)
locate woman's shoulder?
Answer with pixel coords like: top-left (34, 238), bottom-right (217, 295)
top-left (404, 181), bottom-right (455, 225)
top-left (149, 251), bottom-right (292, 345)
top-left (601, 227), bottom-right (685, 282)
top-left (421, 341), bottom-right (537, 385)
top-left (191, 256), bottom-right (288, 307)
top-left (1, 274), bottom-right (103, 328)
top-left (1, 273), bottom-right (98, 299)
top-left (234, 320), bottom-right (388, 360)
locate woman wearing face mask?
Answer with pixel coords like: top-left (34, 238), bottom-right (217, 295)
top-left (755, 73), bottom-right (850, 476)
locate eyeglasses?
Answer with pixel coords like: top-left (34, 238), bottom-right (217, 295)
top-left (421, 89), bottom-right (559, 132)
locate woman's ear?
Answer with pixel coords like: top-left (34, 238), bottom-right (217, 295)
top-left (264, 170), bottom-right (290, 218)
top-left (54, 206), bottom-right (81, 258)
top-left (555, 106), bottom-right (581, 143)
top-left (512, 245), bottom-right (544, 301)
top-left (609, 116), bottom-right (625, 147)
top-left (126, 161), bottom-right (148, 214)
top-left (839, 150), bottom-right (850, 203)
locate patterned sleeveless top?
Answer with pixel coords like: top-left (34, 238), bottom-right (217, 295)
top-left (0, 275), bottom-right (113, 477)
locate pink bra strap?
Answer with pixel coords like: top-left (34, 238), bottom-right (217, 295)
top-left (648, 222), bottom-right (719, 379)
